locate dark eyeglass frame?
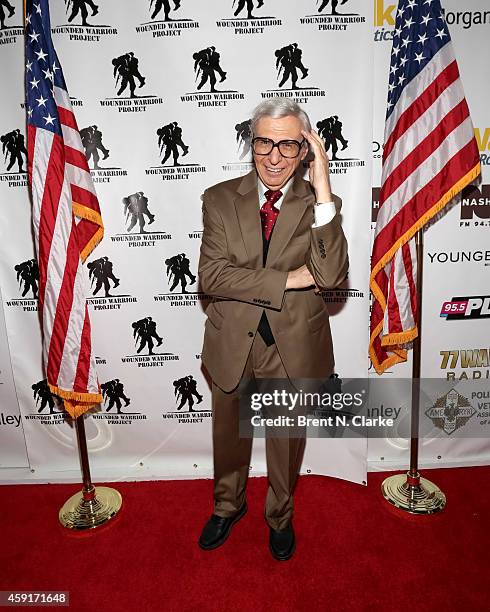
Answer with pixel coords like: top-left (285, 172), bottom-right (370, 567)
top-left (251, 137), bottom-right (306, 159)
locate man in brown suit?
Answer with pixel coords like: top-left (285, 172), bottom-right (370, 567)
top-left (198, 98), bottom-right (348, 560)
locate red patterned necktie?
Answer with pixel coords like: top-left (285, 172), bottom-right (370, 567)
top-left (260, 189), bottom-right (282, 241)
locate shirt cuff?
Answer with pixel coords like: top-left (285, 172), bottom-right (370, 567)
top-left (312, 202), bottom-right (336, 228)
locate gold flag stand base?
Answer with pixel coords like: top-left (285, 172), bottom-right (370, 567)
top-left (59, 484), bottom-right (122, 530)
top-left (381, 471), bottom-right (446, 515)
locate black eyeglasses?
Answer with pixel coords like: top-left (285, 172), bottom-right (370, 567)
top-left (251, 137), bottom-right (306, 159)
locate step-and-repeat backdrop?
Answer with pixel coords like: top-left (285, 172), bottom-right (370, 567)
top-left (0, 0), bottom-right (488, 482)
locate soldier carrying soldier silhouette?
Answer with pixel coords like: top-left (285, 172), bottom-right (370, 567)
top-left (132, 317), bottom-right (163, 355)
top-left (80, 125), bottom-right (109, 170)
top-left (15, 259), bottom-right (39, 299)
top-left (0, 0), bottom-right (15, 29)
top-left (173, 375), bottom-right (203, 412)
top-left (157, 122), bottom-right (189, 166)
top-left (275, 43), bottom-right (309, 90)
top-left (193, 47), bottom-right (227, 93)
top-left (150, 0), bottom-right (181, 21)
top-left (87, 256), bottom-right (120, 297)
top-left (112, 52), bottom-right (146, 99)
top-left (101, 379), bottom-right (131, 413)
top-left (65, 0), bottom-right (99, 26)
top-left (1, 129), bottom-right (27, 173)
top-left (316, 115), bottom-right (348, 161)
top-left (165, 253), bottom-right (196, 294)
top-left (318, 0), bottom-right (349, 15)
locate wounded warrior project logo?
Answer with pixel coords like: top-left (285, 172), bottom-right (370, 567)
top-left (181, 46), bottom-right (245, 108)
top-left (80, 124), bottom-right (127, 183)
top-left (136, 0), bottom-right (199, 39)
top-left (52, 0), bottom-right (118, 41)
top-left (5, 258), bottom-right (39, 312)
top-left (222, 119), bottom-right (254, 175)
top-left (146, 121), bottom-right (207, 181)
top-left (24, 380), bottom-right (67, 424)
top-left (122, 316), bottom-right (179, 368)
top-left (0, 128), bottom-right (28, 188)
top-left (300, 0), bottom-right (365, 32)
top-left (163, 374), bottom-right (211, 424)
top-left (216, 1), bottom-right (282, 36)
top-left (316, 114), bottom-right (365, 174)
top-left (260, 43), bottom-right (325, 105)
top-left (110, 191), bottom-right (171, 249)
top-left (99, 52), bottom-right (164, 113)
top-left (155, 253), bottom-right (210, 308)
top-left (86, 256), bottom-right (138, 311)
top-left (425, 388), bottom-right (475, 435)
top-left (0, 1), bottom-right (23, 46)
top-left (92, 378), bottom-right (147, 425)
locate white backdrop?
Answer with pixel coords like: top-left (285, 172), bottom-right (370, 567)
top-left (1, 0), bottom-right (489, 484)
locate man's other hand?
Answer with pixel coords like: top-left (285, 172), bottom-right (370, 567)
top-left (286, 264), bottom-right (315, 290)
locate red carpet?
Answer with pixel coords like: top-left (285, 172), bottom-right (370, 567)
top-left (1, 468), bottom-right (489, 611)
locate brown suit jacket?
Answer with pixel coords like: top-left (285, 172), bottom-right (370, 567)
top-left (198, 170), bottom-right (349, 392)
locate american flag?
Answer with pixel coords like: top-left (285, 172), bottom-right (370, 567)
top-left (25, 0), bottom-right (104, 417)
top-left (369, 0), bottom-right (481, 374)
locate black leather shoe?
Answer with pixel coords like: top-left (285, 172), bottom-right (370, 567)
top-left (269, 523), bottom-right (295, 561)
top-left (198, 503), bottom-right (247, 550)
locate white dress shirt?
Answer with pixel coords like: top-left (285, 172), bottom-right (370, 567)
top-left (258, 177), bottom-right (336, 227)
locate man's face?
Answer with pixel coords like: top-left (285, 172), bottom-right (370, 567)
top-left (253, 115), bottom-right (308, 191)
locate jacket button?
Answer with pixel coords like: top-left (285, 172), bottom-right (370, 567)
top-left (248, 332), bottom-right (254, 337)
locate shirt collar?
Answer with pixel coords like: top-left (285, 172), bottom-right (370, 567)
top-left (257, 175), bottom-right (293, 210)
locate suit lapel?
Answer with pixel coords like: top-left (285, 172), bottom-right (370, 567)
top-left (266, 174), bottom-right (311, 268)
top-left (233, 171), bottom-right (263, 268)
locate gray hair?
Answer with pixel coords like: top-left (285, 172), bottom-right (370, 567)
top-left (250, 97), bottom-right (311, 134)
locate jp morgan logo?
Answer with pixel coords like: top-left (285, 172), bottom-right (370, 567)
top-left (181, 46), bottom-right (245, 108)
top-left (51, 1), bottom-right (118, 41)
top-left (93, 378), bottom-right (147, 425)
top-left (5, 259), bottom-right (38, 312)
top-left (443, 9), bottom-right (490, 30)
top-left (315, 114), bottom-right (365, 174)
top-left (0, 128), bottom-right (28, 188)
top-left (145, 121), bottom-right (207, 181)
top-left (300, 0), bottom-right (365, 32)
top-left (373, 0), bottom-right (395, 42)
top-left (425, 389), bottom-right (475, 436)
top-left (216, 0), bottom-right (282, 35)
top-left (122, 316), bottom-right (179, 367)
top-left (261, 43), bottom-right (326, 105)
top-left (80, 124), bottom-right (128, 183)
top-left (24, 380), bottom-right (67, 424)
top-left (111, 191), bottom-right (172, 248)
top-left (100, 52), bottom-right (164, 112)
top-left (0, 3), bottom-right (23, 45)
top-left (427, 250), bottom-right (490, 267)
top-left (163, 375), bottom-right (211, 424)
top-left (222, 118), bottom-right (254, 174)
top-left (440, 296), bottom-right (490, 321)
top-left (154, 253), bottom-right (210, 307)
top-left (440, 349), bottom-right (490, 381)
top-left (135, 0), bottom-right (200, 38)
top-left (86, 256), bottom-right (138, 311)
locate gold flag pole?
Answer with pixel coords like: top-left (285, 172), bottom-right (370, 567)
top-left (59, 413), bottom-right (122, 529)
top-left (380, 230), bottom-right (446, 514)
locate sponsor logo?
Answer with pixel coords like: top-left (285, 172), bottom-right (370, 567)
top-left (459, 183), bottom-right (490, 228)
top-left (373, 0), bottom-right (395, 42)
top-left (0, 128), bottom-right (28, 188)
top-left (154, 253), bottom-right (210, 306)
top-left (260, 43), bottom-right (326, 104)
top-left (440, 349), bottom-right (490, 381)
top-left (100, 52), bottom-right (164, 112)
top-left (111, 191), bottom-right (172, 248)
top-left (320, 288), bottom-right (364, 303)
top-left (301, 0), bottom-right (366, 32)
top-left (443, 9), bottom-right (490, 30)
top-left (136, 0), bottom-right (200, 38)
top-left (52, 0), bottom-right (118, 41)
top-left (181, 46), bottom-right (245, 107)
top-left (440, 296), bottom-right (490, 321)
top-left (216, 0), bottom-right (282, 35)
top-left (475, 127), bottom-right (490, 167)
top-left (145, 121), bottom-right (206, 181)
top-left (427, 250), bottom-right (490, 267)
top-left (424, 388), bottom-right (475, 435)
top-left (163, 374), bottom-right (211, 423)
top-left (5, 259), bottom-right (39, 312)
top-left (222, 118), bottom-right (254, 174)
top-left (122, 316), bottom-right (179, 367)
top-left (24, 380), bottom-right (68, 424)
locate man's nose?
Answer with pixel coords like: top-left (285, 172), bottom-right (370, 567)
top-left (268, 146), bottom-right (282, 164)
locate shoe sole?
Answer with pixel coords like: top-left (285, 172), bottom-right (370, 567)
top-left (198, 504), bottom-right (247, 551)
